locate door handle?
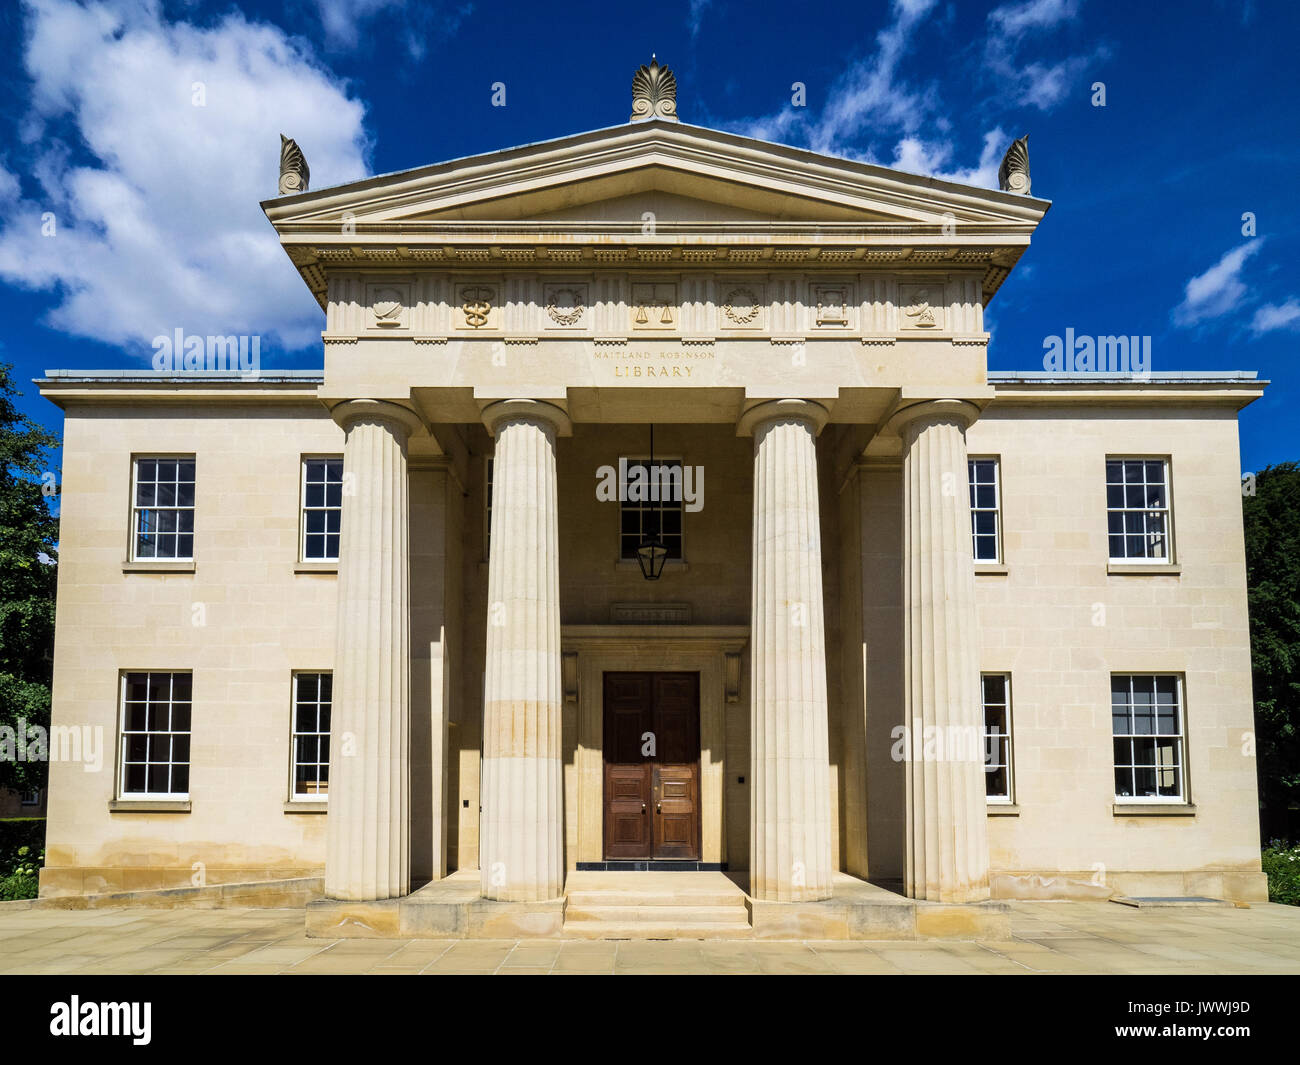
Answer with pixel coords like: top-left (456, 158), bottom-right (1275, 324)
top-left (641, 802), bottom-right (646, 814)
top-left (657, 801), bottom-right (662, 814)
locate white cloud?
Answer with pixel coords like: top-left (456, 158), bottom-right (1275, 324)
top-left (989, 0), bottom-right (1080, 38)
top-left (984, 0), bottom-right (1103, 112)
top-left (807, 0), bottom-right (941, 155)
top-left (726, 0), bottom-right (1077, 191)
top-left (312, 0), bottom-right (471, 60)
top-left (1171, 242), bottom-right (1262, 328)
top-left (0, 0), bottom-right (372, 356)
top-left (314, 0), bottom-right (406, 50)
top-left (730, 0), bottom-right (942, 159)
top-left (688, 0), bottom-right (711, 39)
top-left (1251, 299), bottom-right (1300, 335)
top-left (890, 127), bottom-right (1008, 188)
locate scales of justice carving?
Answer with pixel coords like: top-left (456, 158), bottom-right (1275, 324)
top-left (278, 135), bottom-right (310, 195)
top-left (998, 135), bottom-right (1031, 195)
top-left (630, 55), bottom-right (679, 122)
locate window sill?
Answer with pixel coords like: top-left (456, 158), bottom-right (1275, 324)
top-left (974, 563), bottom-right (1008, 576)
top-left (294, 562), bottom-right (338, 574)
top-left (108, 799), bottom-right (191, 813)
top-left (1112, 802), bottom-right (1196, 817)
top-left (986, 802), bottom-right (1019, 816)
top-left (122, 560), bottom-right (195, 574)
top-left (283, 800), bottom-right (328, 813)
top-left (1107, 563), bottom-right (1181, 576)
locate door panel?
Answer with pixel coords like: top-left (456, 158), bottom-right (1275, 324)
top-left (651, 674), bottom-right (700, 860)
top-left (603, 674), bottom-right (652, 859)
top-left (602, 672), bottom-right (700, 861)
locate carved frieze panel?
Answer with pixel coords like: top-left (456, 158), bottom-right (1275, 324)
top-left (456, 282), bottom-right (499, 330)
top-left (716, 281), bottom-right (765, 331)
top-left (810, 281), bottom-right (854, 329)
top-left (367, 282), bottom-right (409, 330)
top-left (630, 282), bottom-right (678, 330)
top-left (543, 282), bottom-right (588, 329)
top-left (899, 282), bottom-right (944, 330)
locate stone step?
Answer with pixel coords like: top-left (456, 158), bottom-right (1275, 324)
top-left (564, 904), bottom-right (750, 925)
top-left (565, 888), bottom-right (745, 908)
top-left (563, 919), bottom-right (755, 940)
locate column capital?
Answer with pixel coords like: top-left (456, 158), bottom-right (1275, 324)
top-left (736, 398), bottom-right (830, 438)
top-left (885, 398), bottom-right (982, 438)
top-left (330, 398), bottom-right (424, 439)
top-left (480, 398), bottom-right (573, 438)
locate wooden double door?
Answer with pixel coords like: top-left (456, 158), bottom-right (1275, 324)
top-left (603, 672), bottom-right (701, 860)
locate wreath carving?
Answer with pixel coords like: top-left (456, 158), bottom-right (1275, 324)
top-left (546, 287), bottom-right (585, 326)
top-left (722, 287), bottom-right (760, 325)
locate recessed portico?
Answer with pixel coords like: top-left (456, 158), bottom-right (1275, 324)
top-left (281, 59), bottom-right (1030, 937)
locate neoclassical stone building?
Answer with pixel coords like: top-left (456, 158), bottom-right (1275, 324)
top-left (38, 64), bottom-right (1267, 933)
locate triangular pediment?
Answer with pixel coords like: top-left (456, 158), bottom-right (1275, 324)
top-left (264, 120), bottom-right (1049, 232)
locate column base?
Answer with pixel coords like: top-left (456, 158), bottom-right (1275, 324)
top-left (746, 874), bottom-right (1010, 941)
top-left (305, 874), bottom-right (566, 939)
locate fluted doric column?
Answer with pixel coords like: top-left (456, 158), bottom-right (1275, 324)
top-left (479, 399), bottom-right (570, 902)
top-left (326, 399), bottom-right (423, 901)
top-left (889, 399), bottom-right (990, 903)
top-left (741, 399), bottom-right (834, 902)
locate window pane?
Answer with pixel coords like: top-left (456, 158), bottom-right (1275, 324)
top-left (986, 765), bottom-right (1007, 797)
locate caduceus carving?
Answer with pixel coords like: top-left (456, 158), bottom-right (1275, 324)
top-left (278, 134), bottom-right (310, 195)
top-left (998, 135), bottom-right (1030, 195)
top-left (630, 56), bottom-right (678, 122)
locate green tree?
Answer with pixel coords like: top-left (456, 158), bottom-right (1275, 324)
top-left (1244, 462), bottom-right (1300, 841)
top-left (0, 362), bottom-right (59, 795)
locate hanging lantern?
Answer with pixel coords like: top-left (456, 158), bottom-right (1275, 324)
top-left (636, 425), bottom-right (668, 580)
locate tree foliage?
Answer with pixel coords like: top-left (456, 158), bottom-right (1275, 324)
top-left (0, 362), bottom-right (59, 794)
top-left (1243, 462), bottom-right (1300, 838)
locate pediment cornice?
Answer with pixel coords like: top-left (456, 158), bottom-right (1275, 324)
top-left (264, 119), bottom-right (1048, 311)
top-left (264, 121), bottom-right (1049, 229)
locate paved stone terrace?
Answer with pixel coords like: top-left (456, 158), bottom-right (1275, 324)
top-left (1, 900), bottom-right (1298, 975)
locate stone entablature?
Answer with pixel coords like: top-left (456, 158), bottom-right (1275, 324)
top-left (321, 271), bottom-right (986, 341)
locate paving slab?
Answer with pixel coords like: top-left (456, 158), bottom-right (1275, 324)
top-left (0, 901), bottom-right (1297, 974)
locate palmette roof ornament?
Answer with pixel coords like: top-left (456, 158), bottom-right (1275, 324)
top-left (278, 134), bottom-right (310, 195)
top-left (630, 55), bottom-right (678, 122)
top-left (997, 135), bottom-right (1030, 195)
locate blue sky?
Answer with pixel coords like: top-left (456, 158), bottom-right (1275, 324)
top-left (0, 0), bottom-right (1296, 472)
